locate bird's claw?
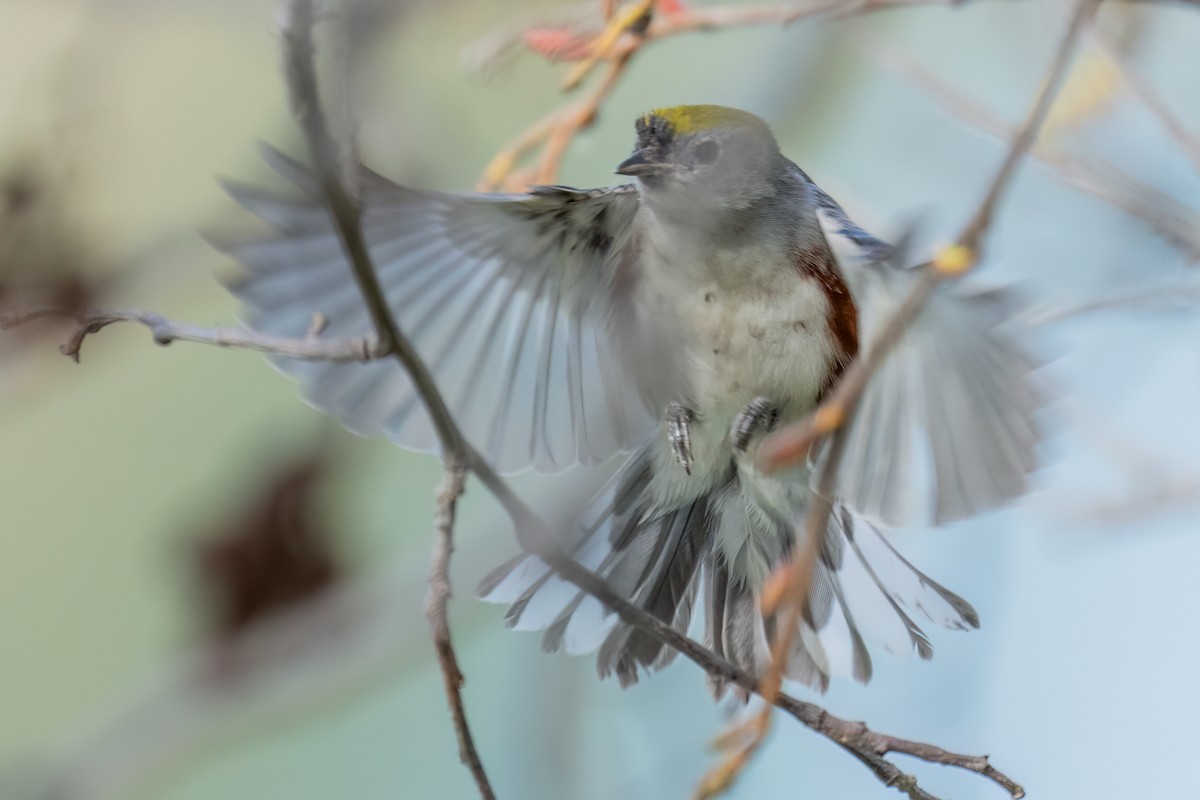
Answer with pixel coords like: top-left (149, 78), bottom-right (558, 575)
top-left (731, 397), bottom-right (779, 452)
top-left (666, 401), bottom-right (694, 475)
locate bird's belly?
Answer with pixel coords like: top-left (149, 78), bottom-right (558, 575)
top-left (625, 263), bottom-right (841, 484)
top-left (677, 276), bottom-right (838, 422)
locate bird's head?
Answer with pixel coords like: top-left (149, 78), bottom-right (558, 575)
top-left (617, 105), bottom-right (784, 212)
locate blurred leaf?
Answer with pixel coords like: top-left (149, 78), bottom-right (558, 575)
top-left (193, 450), bottom-right (341, 646)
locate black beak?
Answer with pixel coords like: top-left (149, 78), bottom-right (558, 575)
top-left (616, 149), bottom-right (669, 177)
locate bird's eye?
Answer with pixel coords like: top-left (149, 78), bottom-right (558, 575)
top-left (694, 139), bottom-right (720, 165)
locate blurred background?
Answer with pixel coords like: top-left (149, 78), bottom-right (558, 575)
top-left (2, 1), bottom-right (1200, 798)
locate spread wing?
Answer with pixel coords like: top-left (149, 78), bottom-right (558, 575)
top-left (216, 146), bottom-right (653, 473)
top-left (810, 180), bottom-right (1041, 528)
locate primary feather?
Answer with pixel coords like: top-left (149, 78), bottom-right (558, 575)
top-left (218, 146), bottom-right (651, 474)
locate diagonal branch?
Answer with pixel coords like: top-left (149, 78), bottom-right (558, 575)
top-left (954, 2), bottom-right (1101, 256)
top-left (759, 0), bottom-right (1101, 472)
top-left (281, 0), bottom-right (471, 464)
top-left (731, 0), bottom-right (1099, 790)
top-left (280, 2), bottom-right (490, 796)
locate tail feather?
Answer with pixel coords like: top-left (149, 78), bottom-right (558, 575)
top-left (718, 573), bottom-right (772, 689)
top-left (818, 559), bottom-right (874, 683)
top-left (703, 556), bottom-right (732, 696)
top-left (843, 510), bottom-right (980, 631)
top-left (479, 444), bottom-right (979, 692)
top-left (597, 497), bottom-right (713, 683)
top-left (789, 623), bottom-right (831, 692)
top-left (653, 578), bottom-right (699, 670)
top-left (480, 444), bottom-right (719, 687)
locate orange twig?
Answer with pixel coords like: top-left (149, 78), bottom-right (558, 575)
top-left (563, 0), bottom-right (654, 90)
top-left (479, 50), bottom-right (634, 192)
top-left (479, 0), bottom-right (971, 191)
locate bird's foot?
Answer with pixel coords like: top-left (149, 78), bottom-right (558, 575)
top-left (665, 401), bottom-right (695, 475)
top-left (731, 397), bottom-right (779, 452)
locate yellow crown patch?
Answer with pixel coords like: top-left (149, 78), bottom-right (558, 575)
top-left (644, 105), bottom-right (771, 137)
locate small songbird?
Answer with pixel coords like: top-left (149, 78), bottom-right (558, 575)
top-left (221, 105), bottom-right (1037, 692)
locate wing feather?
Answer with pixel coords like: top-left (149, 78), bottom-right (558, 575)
top-left (217, 148), bottom-right (653, 473)
top-left (810, 178), bottom-right (1041, 527)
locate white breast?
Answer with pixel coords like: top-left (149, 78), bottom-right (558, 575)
top-left (626, 231), bottom-right (841, 477)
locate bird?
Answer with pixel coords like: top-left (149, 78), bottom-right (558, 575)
top-left (218, 104), bottom-right (1039, 692)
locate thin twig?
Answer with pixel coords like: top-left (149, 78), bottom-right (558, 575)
top-left (479, 0), bottom-right (974, 189)
top-left (560, 0), bottom-right (652, 90)
top-left (0, 305), bottom-right (381, 363)
top-left (1088, 24), bottom-right (1200, 172)
top-left (733, 1), bottom-right (1100, 774)
top-left (425, 463), bottom-right (495, 800)
top-left (1025, 279), bottom-right (1200, 324)
top-left (281, 2), bottom-right (492, 795)
top-left (760, 0), bottom-right (1100, 472)
top-left (478, 47), bottom-right (634, 191)
top-left (863, 31), bottom-right (1200, 261)
top-left (281, 0), bottom-right (470, 462)
top-left (960, 0), bottom-right (1103, 253)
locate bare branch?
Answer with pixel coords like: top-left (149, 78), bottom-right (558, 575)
top-left (281, 0), bottom-right (470, 463)
top-left (281, 3), bottom-right (492, 794)
top-left (0, 305), bottom-right (381, 363)
top-left (959, 1), bottom-right (1103, 252)
top-left (759, 0), bottom-right (1100, 473)
top-left (731, 2), bottom-right (1100, 786)
top-left (1088, 24), bottom-right (1200, 172)
top-left (797, 711), bottom-right (1026, 800)
top-left (864, 31), bottom-right (1200, 261)
top-left (426, 463), bottom-right (495, 800)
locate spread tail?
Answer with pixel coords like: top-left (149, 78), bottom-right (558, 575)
top-left (479, 445), bottom-right (978, 691)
